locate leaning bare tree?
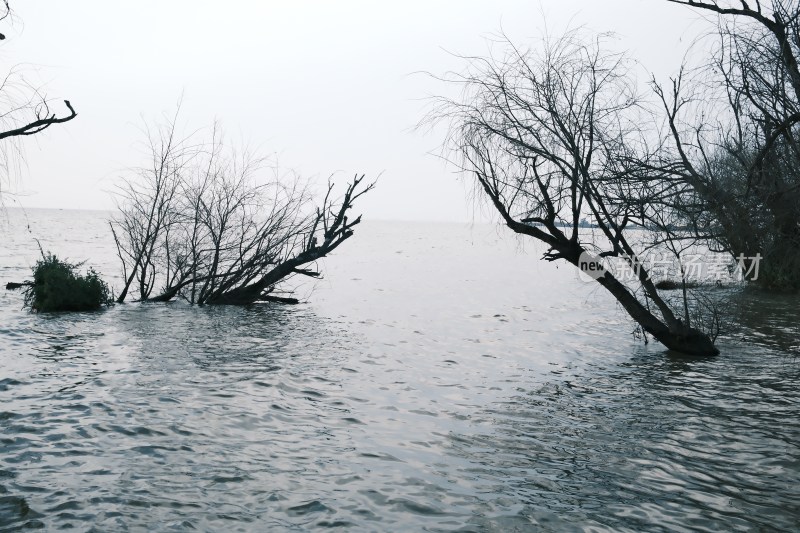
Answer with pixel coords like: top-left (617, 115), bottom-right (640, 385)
top-left (0, 1), bottom-right (77, 197)
top-left (431, 31), bottom-right (719, 356)
top-left (111, 114), bottom-right (374, 306)
top-left (656, 0), bottom-right (800, 289)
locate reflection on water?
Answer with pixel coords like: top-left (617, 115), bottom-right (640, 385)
top-left (1, 209), bottom-right (798, 532)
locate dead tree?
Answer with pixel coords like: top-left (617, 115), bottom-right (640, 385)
top-left (111, 114), bottom-right (374, 306)
top-left (431, 31), bottom-right (720, 356)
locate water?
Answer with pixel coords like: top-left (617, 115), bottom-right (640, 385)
top-left (1, 209), bottom-right (798, 532)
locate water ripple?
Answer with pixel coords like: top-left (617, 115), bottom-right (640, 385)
top-left (1, 212), bottom-right (798, 531)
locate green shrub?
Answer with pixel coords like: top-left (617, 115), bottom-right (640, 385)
top-left (24, 254), bottom-right (112, 312)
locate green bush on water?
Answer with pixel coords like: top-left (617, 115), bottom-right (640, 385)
top-left (24, 254), bottom-right (112, 312)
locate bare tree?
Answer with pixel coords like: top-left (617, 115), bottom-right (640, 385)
top-left (0, 1), bottom-right (77, 196)
top-left (430, 31), bottom-right (720, 356)
top-left (111, 113), bottom-right (374, 306)
top-left (109, 109), bottom-right (196, 302)
top-left (657, 0), bottom-right (800, 289)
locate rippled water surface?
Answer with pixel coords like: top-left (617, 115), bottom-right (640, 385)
top-left (1, 209), bottom-right (798, 532)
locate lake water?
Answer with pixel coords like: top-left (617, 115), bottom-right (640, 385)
top-left (1, 209), bottom-right (798, 532)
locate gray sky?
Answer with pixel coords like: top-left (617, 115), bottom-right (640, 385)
top-left (2, 0), bottom-right (711, 221)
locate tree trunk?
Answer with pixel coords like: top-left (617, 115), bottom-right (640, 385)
top-left (593, 269), bottom-right (719, 357)
top-left (560, 240), bottom-right (719, 357)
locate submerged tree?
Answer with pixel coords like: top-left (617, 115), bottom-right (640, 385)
top-left (110, 114), bottom-right (373, 305)
top-left (657, 0), bottom-right (800, 289)
top-left (432, 31), bottom-right (720, 356)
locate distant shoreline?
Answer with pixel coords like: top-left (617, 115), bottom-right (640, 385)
top-left (2, 206), bottom-right (114, 214)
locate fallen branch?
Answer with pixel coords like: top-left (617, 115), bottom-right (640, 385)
top-left (260, 295), bottom-right (300, 305)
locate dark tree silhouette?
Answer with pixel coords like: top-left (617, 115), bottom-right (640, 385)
top-left (0, 2), bottom-right (77, 138)
top-left (111, 114), bottom-right (374, 306)
top-left (658, 0), bottom-right (800, 289)
top-left (0, 1), bottom-right (77, 195)
top-left (0, 99), bottom-right (77, 141)
top-left (432, 31), bottom-right (720, 356)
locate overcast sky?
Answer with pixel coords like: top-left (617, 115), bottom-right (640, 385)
top-left (2, 0), bottom-right (713, 221)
